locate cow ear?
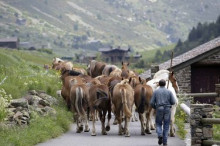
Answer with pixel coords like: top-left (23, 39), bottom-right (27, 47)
top-left (129, 77), bottom-right (132, 83)
top-left (127, 62), bottom-right (129, 66)
top-left (139, 77), bottom-right (142, 83)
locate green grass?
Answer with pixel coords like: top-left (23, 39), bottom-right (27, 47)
top-left (0, 48), bottom-right (73, 146)
top-left (213, 106), bottom-right (220, 140)
top-left (175, 105), bottom-right (187, 139)
top-left (0, 103), bottom-right (72, 146)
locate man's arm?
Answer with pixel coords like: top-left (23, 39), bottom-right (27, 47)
top-left (150, 92), bottom-right (156, 109)
top-left (169, 91), bottom-right (176, 105)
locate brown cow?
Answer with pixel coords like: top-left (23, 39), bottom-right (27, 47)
top-left (134, 77), bottom-right (153, 135)
top-left (70, 83), bottom-right (90, 133)
top-left (107, 76), bottom-right (122, 125)
top-left (61, 76), bottom-right (83, 109)
top-left (88, 83), bottom-right (111, 136)
top-left (121, 62), bottom-right (130, 79)
top-left (87, 60), bottom-right (106, 78)
top-left (112, 79), bottom-right (134, 137)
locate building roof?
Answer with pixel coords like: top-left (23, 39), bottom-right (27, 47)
top-left (140, 36), bottom-right (220, 78)
top-left (0, 37), bottom-right (19, 43)
top-left (99, 46), bottom-right (130, 52)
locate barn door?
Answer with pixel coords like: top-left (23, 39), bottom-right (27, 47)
top-left (191, 65), bottom-right (220, 104)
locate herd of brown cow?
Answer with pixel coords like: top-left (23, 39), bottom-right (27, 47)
top-left (50, 58), bottom-right (160, 137)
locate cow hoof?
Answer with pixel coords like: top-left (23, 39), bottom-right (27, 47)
top-left (84, 128), bottom-right (90, 132)
top-left (118, 132), bottom-right (123, 135)
top-left (102, 131), bottom-right (107, 135)
top-left (106, 126), bottom-right (110, 131)
top-left (76, 129), bottom-right (81, 133)
top-left (170, 133), bottom-right (175, 137)
top-left (125, 133), bottom-right (130, 137)
top-left (145, 129), bottom-right (152, 134)
top-left (91, 132), bottom-right (96, 136)
top-left (79, 126), bottom-right (83, 132)
top-left (151, 127), bottom-right (155, 130)
top-left (141, 132), bottom-right (145, 135)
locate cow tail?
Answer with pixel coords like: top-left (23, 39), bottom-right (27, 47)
top-left (75, 87), bottom-right (85, 117)
top-left (120, 88), bottom-right (132, 118)
top-left (138, 87), bottom-right (146, 114)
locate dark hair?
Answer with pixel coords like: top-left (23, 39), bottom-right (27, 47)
top-left (159, 79), bottom-right (166, 86)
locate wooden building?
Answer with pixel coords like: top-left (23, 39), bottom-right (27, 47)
top-left (0, 37), bottom-right (19, 49)
top-left (140, 37), bottom-right (220, 103)
top-left (99, 46), bottom-right (131, 63)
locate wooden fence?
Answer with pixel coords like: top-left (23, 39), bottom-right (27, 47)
top-left (178, 84), bottom-right (220, 146)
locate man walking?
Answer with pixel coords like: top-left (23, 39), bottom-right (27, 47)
top-left (150, 79), bottom-right (176, 146)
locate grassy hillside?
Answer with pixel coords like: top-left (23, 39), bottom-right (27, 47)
top-left (0, 48), bottom-right (72, 145)
top-left (0, 0), bottom-right (219, 57)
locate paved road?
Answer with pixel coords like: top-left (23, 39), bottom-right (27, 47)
top-left (37, 118), bottom-right (186, 146)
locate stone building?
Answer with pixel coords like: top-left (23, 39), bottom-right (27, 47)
top-left (0, 37), bottom-right (19, 49)
top-left (140, 37), bottom-right (220, 103)
top-left (99, 46), bottom-right (131, 63)
top-left (99, 46), bottom-right (141, 63)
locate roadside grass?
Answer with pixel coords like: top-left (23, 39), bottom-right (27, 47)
top-left (0, 102), bottom-right (72, 146)
top-left (0, 48), bottom-right (73, 145)
top-left (213, 106), bottom-right (220, 140)
top-left (175, 105), bottom-right (187, 139)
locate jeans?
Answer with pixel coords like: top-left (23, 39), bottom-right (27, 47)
top-left (156, 106), bottom-right (171, 145)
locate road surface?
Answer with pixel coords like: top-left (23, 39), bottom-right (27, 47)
top-left (37, 118), bottom-right (186, 146)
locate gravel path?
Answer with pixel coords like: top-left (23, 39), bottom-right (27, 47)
top-left (37, 118), bottom-right (186, 146)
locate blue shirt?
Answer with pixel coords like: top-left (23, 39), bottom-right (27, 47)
top-left (150, 86), bottom-right (176, 109)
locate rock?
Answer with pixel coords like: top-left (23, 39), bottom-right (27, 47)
top-left (13, 111), bottom-right (23, 120)
top-left (203, 127), bottom-right (213, 138)
top-left (10, 98), bottom-right (28, 108)
top-left (56, 90), bottom-right (61, 97)
top-left (27, 95), bottom-right (42, 107)
top-left (39, 93), bottom-right (57, 105)
top-left (39, 99), bottom-right (50, 106)
top-left (8, 108), bottom-right (16, 113)
top-left (42, 106), bottom-right (56, 116)
top-left (29, 90), bottom-right (38, 95)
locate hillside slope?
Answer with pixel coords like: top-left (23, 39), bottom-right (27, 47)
top-left (0, 0), bottom-right (219, 56)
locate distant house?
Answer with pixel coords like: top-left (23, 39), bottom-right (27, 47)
top-left (61, 56), bottom-right (73, 61)
top-left (140, 37), bottom-right (220, 104)
top-left (99, 46), bottom-right (131, 63)
top-left (125, 52), bottom-right (142, 62)
top-left (0, 37), bottom-right (19, 49)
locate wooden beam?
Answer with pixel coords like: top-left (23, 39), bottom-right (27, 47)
top-left (201, 118), bottom-right (220, 124)
top-left (177, 92), bottom-right (218, 97)
top-left (203, 140), bottom-right (220, 145)
top-left (180, 103), bottom-right (190, 116)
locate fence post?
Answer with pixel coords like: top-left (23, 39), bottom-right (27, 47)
top-left (215, 84), bottom-right (220, 105)
top-left (190, 104), bottom-right (213, 146)
top-left (150, 65), bottom-right (159, 78)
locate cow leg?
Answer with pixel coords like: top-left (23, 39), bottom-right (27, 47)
top-left (112, 104), bottom-right (118, 125)
top-left (84, 113), bottom-right (90, 132)
top-left (124, 117), bottom-right (130, 137)
top-left (95, 110), bottom-right (99, 121)
top-left (139, 113), bottom-right (145, 135)
top-left (91, 110), bottom-right (96, 136)
top-left (170, 105), bottom-right (176, 137)
top-left (117, 111), bottom-right (123, 135)
top-left (106, 106), bottom-right (111, 131)
top-left (101, 111), bottom-right (107, 135)
top-left (74, 114), bottom-right (81, 133)
top-left (145, 110), bottom-right (152, 134)
top-left (150, 109), bottom-right (155, 130)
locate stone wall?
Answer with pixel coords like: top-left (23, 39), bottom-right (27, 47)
top-left (175, 66), bottom-right (191, 93)
top-left (190, 104), bottom-right (213, 146)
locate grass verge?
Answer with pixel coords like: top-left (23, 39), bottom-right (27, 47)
top-left (175, 105), bottom-right (187, 139)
